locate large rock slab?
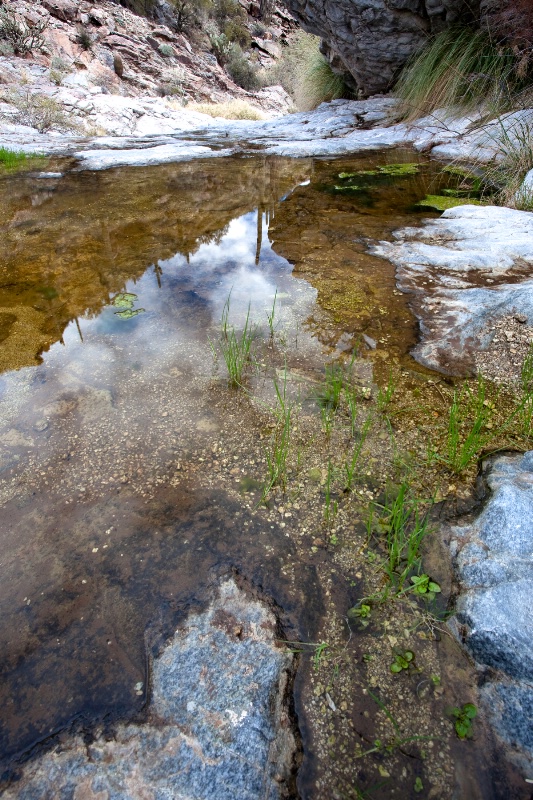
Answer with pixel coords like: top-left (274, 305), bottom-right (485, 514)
top-left (445, 452), bottom-right (533, 774)
top-left (3, 578), bottom-right (298, 799)
top-left (372, 204), bottom-right (533, 375)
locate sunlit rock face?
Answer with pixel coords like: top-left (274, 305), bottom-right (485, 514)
top-left (285, 0), bottom-right (481, 96)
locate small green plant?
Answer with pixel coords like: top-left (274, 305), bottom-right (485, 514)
top-left (377, 369), bottom-right (395, 412)
top-left (357, 690), bottom-right (438, 758)
top-left (261, 370), bottom-right (294, 499)
top-left (266, 289), bottom-right (278, 339)
top-left (368, 483), bottom-right (433, 593)
top-left (76, 25), bottom-right (92, 50)
top-left (158, 42), bottom-right (175, 57)
top-left (451, 703), bottom-right (477, 740)
top-left (282, 639), bottom-right (330, 669)
top-left (521, 342), bottom-right (533, 392)
top-left (0, 147), bottom-right (30, 169)
top-left (344, 415), bottom-right (372, 492)
top-left (390, 649), bottom-right (415, 674)
top-left (211, 294), bottom-right (257, 388)
top-left (315, 362), bottom-right (345, 435)
top-left (347, 603), bottom-right (372, 628)
top-left (442, 376), bottom-right (493, 474)
top-left (323, 459), bottom-right (338, 527)
top-left (408, 574), bottom-right (441, 600)
top-left (344, 383), bottom-right (359, 437)
top-left (313, 641), bottom-right (329, 670)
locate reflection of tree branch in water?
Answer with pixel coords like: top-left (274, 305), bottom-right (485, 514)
top-left (255, 205), bottom-right (262, 266)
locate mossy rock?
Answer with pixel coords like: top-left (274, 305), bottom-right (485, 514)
top-left (415, 194), bottom-right (483, 212)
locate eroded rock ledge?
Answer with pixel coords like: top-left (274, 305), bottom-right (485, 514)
top-left (4, 579), bottom-right (299, 799)
top-left (373, 205), bottom-right (533, 376)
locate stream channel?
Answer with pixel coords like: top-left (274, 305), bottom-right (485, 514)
top-left (0, 151), bottom-right (526, 799)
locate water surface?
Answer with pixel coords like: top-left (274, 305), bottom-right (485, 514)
top-left (1, 153), bottom-right (517, 798)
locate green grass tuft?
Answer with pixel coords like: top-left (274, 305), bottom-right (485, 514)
top-left (0, 147), bottom-right (29, 169)
top-left (396, 27), bottom-right (524, 120)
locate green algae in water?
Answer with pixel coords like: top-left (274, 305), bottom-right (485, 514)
top-left (337, 163), bottom-right (419, 181)
top-left (415, 194), bottom-right (483, 211)
top-left (111, 292), bottom-right (145, 319)
top-left (333, 184), bottom-right (365, 193)
top-left (114, 308), bottom-right (145, 319)
top-left (441, 164), bottom-right (478, 179)
top-left (111, 292), bottom-right (138, 309)
top-left (377, 163), bottom-right (419, 176)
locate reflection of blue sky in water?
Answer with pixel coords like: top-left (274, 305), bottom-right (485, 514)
top-left (23, 208), bottom-right (314, 390)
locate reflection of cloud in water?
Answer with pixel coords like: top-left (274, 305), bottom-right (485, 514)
top-left (39, 209), bottom-right (296, 383)
top-left (158, 211), bottom-right (286, 327)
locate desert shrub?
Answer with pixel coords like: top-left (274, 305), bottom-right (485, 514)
top-left (226, 44), bottom-right (260, 90)
top-left (213, 0), bottom-right (243, 25)
top-left (259, 0), bottom-right (275, 23)
top-left (211, 0), bottom-right (251, 48)
top-left (8, 91), bottom-right (76, 133)
top-left (266, 32), bottom-right (350, 111)
top-left (169, 0), bottom-right (212, 34)
top-left (116, 0), bottom-right (156, 17)
top-left (76, 26), bottom-right (92, 51)
top-left (223, 19), bottom-right (251, 49)
top-left (49, 55), bottom-right (72, 86)
top-left (157, 67), bottom-right (185, 96)
top-left (396, 27), bottom-right (531, 120)
top-left (0, 5), bottom-right (47, 55)
top-left (209, 31), bottom-right (232, 64)
top-left (251, 21), bottom-right (266, 38)
top-left (188, 99), bottom-right (264, 119)
top-left (0, 39), bottom-right (13, 56)
top-left (484, 0), bottom-right (533, 76)
top-left (158, 42), bottom-right (174, 57)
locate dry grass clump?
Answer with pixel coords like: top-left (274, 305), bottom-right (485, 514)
top-left (6, 90), bottom-right (79, 133)
top-left (186, 99), bottom-right (265, 120)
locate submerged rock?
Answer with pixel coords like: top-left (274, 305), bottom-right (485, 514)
top-left (372, 205), bottom-right (533, 375)
top-left (446, 452), bottom-right (533, 775)
top-left (4, 579), bottom-right (298, 799)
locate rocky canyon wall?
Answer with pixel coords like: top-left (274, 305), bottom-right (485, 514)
top-left (285, 0), bottom-right (481, 96)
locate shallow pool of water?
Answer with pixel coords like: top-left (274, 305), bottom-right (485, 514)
top-left (0, 152), bottom-right (519, 798)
